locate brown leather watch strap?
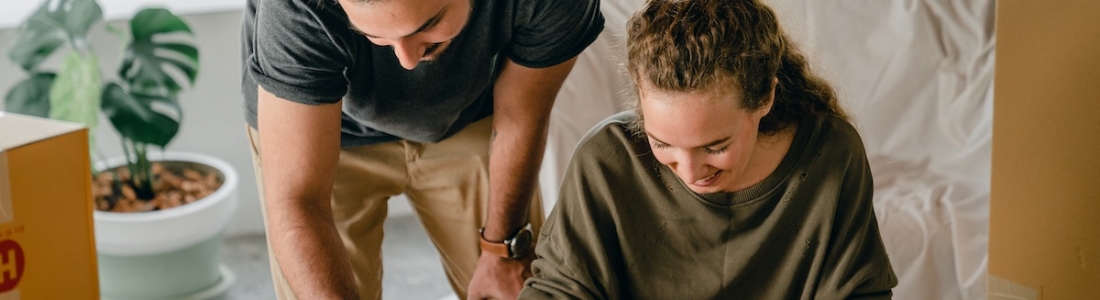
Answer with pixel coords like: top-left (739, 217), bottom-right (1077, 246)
top-left (479, 233), bottom-right (511, 258)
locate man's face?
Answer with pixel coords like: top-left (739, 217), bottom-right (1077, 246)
top-left (340, 0), bottom-right (472, 70)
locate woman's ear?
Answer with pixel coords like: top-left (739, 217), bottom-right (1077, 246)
top-left (755, 77), bottom-right (780, 119)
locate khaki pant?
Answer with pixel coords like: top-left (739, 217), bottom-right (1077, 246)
top-left (247, 116), bottom-right (544, 300)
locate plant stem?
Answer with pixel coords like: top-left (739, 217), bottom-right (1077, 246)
top-left (121, 136), bottom-right (134, 174)
top-left (133, 142), bottom-right (156, 200)
top-left (120, 137), bottom-right (154, 200)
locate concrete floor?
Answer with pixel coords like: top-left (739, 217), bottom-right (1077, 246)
top-left (219, 215), bottom-right (454, 300)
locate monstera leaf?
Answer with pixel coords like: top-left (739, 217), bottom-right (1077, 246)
top-left (101, 83), bottom-right (182, 148)
top-left (50, 53), bottom-right (102, 127)
top-left (3, 73), bottom-right (56, 118)
top-left (6, 0), bottom-right (102, 71)
top-left (50, 53), bottom-right (103, 151)
top-left (118, 8), bottom-right (198, 98)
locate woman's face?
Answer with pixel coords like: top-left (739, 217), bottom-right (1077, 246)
top-left (640, 81), bottom-right (771, 194)
top-left (340, 0), bottom-right (471, 70)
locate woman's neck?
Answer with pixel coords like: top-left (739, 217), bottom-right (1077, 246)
top-left (728, 123), bottom-right (798, 192)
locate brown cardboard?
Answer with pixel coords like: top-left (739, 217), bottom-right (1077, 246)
top-left (990, 0), bottom-right (1100, 299)
top-left (0, 112), bottom-right (99, 299)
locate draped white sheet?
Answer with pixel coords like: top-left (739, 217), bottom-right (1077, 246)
top-left (537, 1), bottom-right (994, 299)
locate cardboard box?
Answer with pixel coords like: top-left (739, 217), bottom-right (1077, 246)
top-left (990, 0), bottom-right (1100, 299)
top-left (0, 112), bottom-right (98, 299)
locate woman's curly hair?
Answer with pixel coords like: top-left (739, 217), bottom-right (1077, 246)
top-left (625, 0), bottom-right (847, 135)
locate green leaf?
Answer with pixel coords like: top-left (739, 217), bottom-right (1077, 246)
top-left (3, 73), bottom-right (56, 117)
top-left (49, 53), bottom-right (102, 125)
top-left (156, 43), bottom-right (200, 81)
top-left (101, 83), bottom-right (182, 147)
top-left (129, 8), bottom-right (192, 40)
top-left (119, 8), bottom-right (198, 97)
top-left (49, 52), bottom-right (101, 149)
top-left (6, 0), bottom-right (103, 71)
top-left (61, 0), bottom-right (104, 38)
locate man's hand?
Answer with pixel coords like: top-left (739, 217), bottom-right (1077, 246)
top-left (467, 251), bottom-right (536, 300)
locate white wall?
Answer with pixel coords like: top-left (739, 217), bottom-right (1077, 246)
top-left (0, 0), bottom-right (246, 29)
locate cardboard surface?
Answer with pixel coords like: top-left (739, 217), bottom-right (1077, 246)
top-left (0, 112), bottom-right (83, 151)
top-left (990, 0), bottom-right (1100, 299)
top-left (0, 113), bottom-right (98, 299)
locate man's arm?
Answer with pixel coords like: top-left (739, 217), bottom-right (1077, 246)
top-left (256, 86), bottom-right (358, 299)
top-left (467, 57), bottom-right (579, 300)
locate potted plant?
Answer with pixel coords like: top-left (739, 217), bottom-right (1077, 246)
top-left (3, 0), bottom-right (238, 298)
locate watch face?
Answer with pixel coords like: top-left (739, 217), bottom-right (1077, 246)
top-left (509, 228), bottom-right (534, 259)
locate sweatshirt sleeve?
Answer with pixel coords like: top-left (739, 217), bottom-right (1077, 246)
top-left (518, 206), bottom-right (608, 300)
top-left (815, 127), bottom-right (898, 300)
top-left (520, 123), bottom-right (628, 300)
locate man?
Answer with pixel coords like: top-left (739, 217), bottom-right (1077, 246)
top-left (239, 0), bottom-right (604, 298)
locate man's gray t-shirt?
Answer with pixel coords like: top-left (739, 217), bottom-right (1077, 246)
top-left (241, 0), bottom-right (604, 147)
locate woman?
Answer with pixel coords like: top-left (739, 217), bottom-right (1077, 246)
top-left (519, 0), bottom-right (897, 299)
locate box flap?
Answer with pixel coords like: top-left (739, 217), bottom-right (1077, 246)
top-left (0, 112), bottom-right (85, 151)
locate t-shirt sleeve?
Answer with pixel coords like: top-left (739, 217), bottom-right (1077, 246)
top-left (506, 0), bottom-right (605, 68)
top-left (248, 0), bottom-right (350, 104)
top-left (815, 128), bottom-right (898, 299)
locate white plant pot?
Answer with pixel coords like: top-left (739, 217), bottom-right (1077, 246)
top-left (94, 151), bottom-right (239, 256)
top-left (94, 151), bottom-right (239, 299)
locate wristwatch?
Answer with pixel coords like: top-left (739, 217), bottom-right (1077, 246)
top-left (479, 223), bottom-right (534, 259)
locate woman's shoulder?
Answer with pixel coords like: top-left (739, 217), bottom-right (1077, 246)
top-left (562, 111), bottom-right (665, 192)
top-left (573, 111), bottom-right (647, 161)
top-left (807, 113), bottom-right (869, 159)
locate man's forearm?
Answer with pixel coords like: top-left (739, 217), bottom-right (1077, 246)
top-left (256, 87), bottom-right (355, 299)
top-left (482, 121), bottom-right (549, 241)
top-left (482, 57), bottom-right (577, 241)
top-left (266, 197), bottom-right (360, 299)
top-left (482, 124), bottom-right (548, 240)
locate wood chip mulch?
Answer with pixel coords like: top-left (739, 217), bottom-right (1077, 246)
top-left (91, 161), bottom-right (224, 213)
